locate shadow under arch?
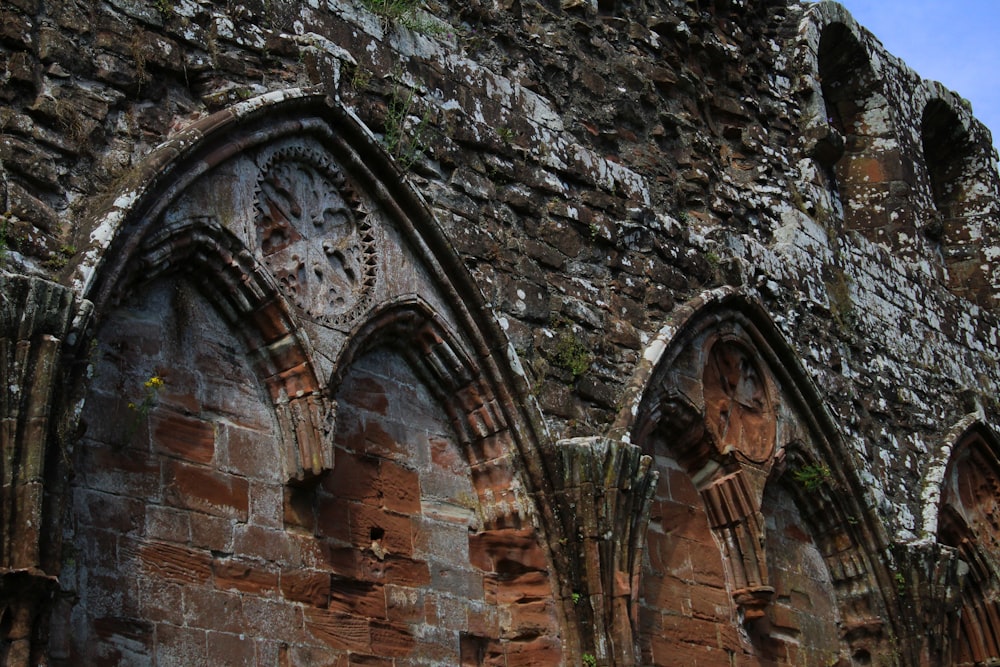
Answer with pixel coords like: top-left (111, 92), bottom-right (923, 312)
top-left (611, 287), bottom-right (903, 664)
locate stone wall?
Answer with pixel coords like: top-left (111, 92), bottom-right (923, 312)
top-left (2, 0), bottom-right (1000, 664)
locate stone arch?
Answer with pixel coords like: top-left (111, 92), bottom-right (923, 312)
top-left (612, 287), bottom-right (899, 665)
top-left (53, 89), bottom-right (570, 663)
top-left (315, 298), bottom-right (567, 663)
top-left (920, 95), bottom-right (999, 307)
top-left (796, 5), bottom-right (914, 248)
top-left (110, 214), bottom-right (331, 481)
top-left (936, 421), bottom-right (1000, 665)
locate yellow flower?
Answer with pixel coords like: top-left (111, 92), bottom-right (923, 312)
top-left (144, 376), bottom-right (164, 389)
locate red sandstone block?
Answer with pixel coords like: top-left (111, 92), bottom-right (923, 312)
top-left (281, 568), bottom-right (331, 607)
top-left (379, 459), bottom-right (420, 514)
top-left (304, 607), bottom-right (371, 653)
top-left (317, 543), bottom-right (362, 577)
top-left (688, 583), bottom-right (731, 621)
top-left (135, 540), bottom-right (212, 586)
top-left (658, 499), bottom-right (713, 542)
top-left (368, 619), bottom-right (415, 657)
top-left (138, 577), bottom-right (185, 625)
top-left (248, 479), bottom-right (284, 528)
top-left (485, 571), bottom-right (552, 605)
top-left (503, 599), bottom-right (557, 639)
top-left (468, 528), bottom-right (549, 573)
top-left (315, 495), bottom-right (353, 544)
top-left (155, 623), bottom-right (208, 666)
top-left (164, 459), bottom-right (249, 520)
top-left (358, 551), bottom-right (431, 588)
top-left (225, 425), bottom-right (282, 482)
top-left (469, 460), bottom-right (516, 503)
top-left (183, 588), bottom-right (248, 634)
top-left (233, 523), bottom-right (297, 564)
top-left (75, 488), bottom-right (144, 535)
top-left (79, 441), bottom-right (160, 500)
top-left (328, 577), bottom-right (387, 619)
top-left (339, 376), bottom-right (389, 415)
top-left (242, 596), bottom-right (308, 644)
top-left (348, 654), bottom-right (393, 667)
top-left (385, 584), bottom-right (425, 624)
top-left (360, 420), bottom-right (405, 460)
top-left (266, 363), bottom-right (318, 401)
top-left (207, 631), bottom-right (255, 666)
top-left (666, 466), bottom-right (703, 507)
top-left (145, 504), bottom-right (192, 543)
top-left (323, 449), bottom-right (382, 502)
top-left (190, 512), bottom-right (235, 553)
top-left (501, 635), bottom-right (563, 667)
top-left (350, 503), bottom-right (413, 557)
top-left (152, 410), bottom-right (215, 464)
top-left (429, 434), bottom-right (465, 473)
top-left (212, 557), bottom-right (280, 596)
top-left (279, 643), bottom-right (349, 666)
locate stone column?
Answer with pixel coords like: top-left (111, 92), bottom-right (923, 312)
top-left (545, 437), bottom-right (658, 666)
top-left (1, 274), bottom-right (90, 665)
top-left (700, 470), bottom-right (774, 623)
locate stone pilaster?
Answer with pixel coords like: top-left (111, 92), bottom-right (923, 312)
top-left (1, 273), bottom-right (90, 665)
top-left (545, 437), bottom-right (658, 666)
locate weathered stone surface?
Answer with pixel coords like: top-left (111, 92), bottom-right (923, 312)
top-left (2, 0), bottom-right (1000, 664)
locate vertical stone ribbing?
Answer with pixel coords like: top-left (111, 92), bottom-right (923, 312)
top-left (545, 436), bottom-right (658, 666)
top-left (0, 274), bottom-right (89, 666)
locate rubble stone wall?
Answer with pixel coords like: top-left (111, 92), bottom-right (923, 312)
top-left (2, 0), bottom-right (1000, 664)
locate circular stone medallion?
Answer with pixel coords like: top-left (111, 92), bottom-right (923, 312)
top-left (703, 340), bottom-right (776, 463)
top-left (255, 146), bottom-right (377, 326)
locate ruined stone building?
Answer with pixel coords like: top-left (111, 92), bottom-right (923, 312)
top-left (3, 0), bottom-right (1000, 663)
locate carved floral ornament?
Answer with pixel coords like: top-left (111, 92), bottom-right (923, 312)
top-left (702, 337), bottom-right (777, 464)
top-left (254, 145), bottom-right (378, 327)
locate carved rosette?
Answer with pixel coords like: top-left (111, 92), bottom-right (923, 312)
top-left (255, 146), bottom-right (378, 327)
top-left (703, 339), bottom-right (775, 463)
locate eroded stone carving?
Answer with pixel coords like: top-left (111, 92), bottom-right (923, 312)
top-left (255, 146), bottom-right (377, 326)
top-left (703, 339), bottom-right (775, 463)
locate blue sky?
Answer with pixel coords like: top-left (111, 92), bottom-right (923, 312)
top-left (831, 1), bottom-right (1000, 150)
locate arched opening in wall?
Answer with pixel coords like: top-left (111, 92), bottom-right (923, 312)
top-left (937, 428), bottom-right (1000, 665)
top-left (293, 307), bottom-right (563, 665)
top-left (61, 91), bottom-right (565, 665)
top-left (60, 276), bottom-right (288, 663)
top-left (621, 292), bottom-right (899, 667)
top-left (920, 100), bottom-right (991, 305)
top-left (818, 22), bottom-right (913, 243)
top-left (761, 473), bottom-right (847, 665)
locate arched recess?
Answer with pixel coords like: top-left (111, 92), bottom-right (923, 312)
top-left (795, 4), bottom-right (916, 251)
top-left (611, 288), bottom-right (900, 665)
top-left (936, 422), bottom-right (1000, 665)
top-left (921, 97), bottom-right (998, 308)
top-left (50, 89), bottom-right (570, 663)
top-left (304, 299), bottom-right (566, 664)
top-left (817, 21), bottom-right (911, 243)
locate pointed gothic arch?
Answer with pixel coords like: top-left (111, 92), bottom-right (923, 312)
top-left (933, 421), bottom-right (1000, 665)
top-left (47, 88), bottom-right (573, 663)
top-left (612, 287), bottom-right (901, 665)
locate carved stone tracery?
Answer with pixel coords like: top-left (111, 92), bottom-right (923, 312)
top-left (703, 339), bottom-right (775, 464)
top-left (255, 146), bottom-right (378, 327)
